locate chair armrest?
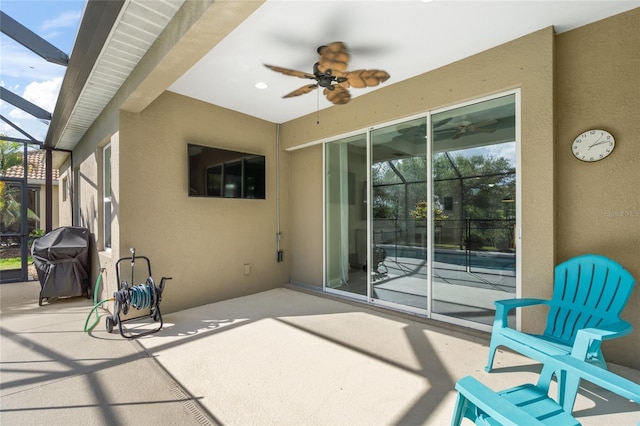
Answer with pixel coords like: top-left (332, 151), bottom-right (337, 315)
top-left (493, 298), bottom-right (549, 328)
top-left (578, 321), bottom-right (633, 341)
top-left (570, 321), bottom-right (633, 360)
top-left (552, 354), bottom-right (640, 403)
top-left (454, 376), bottom-right (546, 426)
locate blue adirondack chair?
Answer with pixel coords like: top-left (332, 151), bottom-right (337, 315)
top-left (452, 353), bottom-right (640, 425)
top-left (485, 254), bottom-right (635, 374)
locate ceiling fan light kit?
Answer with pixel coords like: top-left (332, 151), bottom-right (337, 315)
top-left (264, 41), bottom-right (390, 106)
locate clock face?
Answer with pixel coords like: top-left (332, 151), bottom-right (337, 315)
top-left (571, 129), bottom-right (615, 162)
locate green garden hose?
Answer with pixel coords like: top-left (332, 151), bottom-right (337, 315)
top-left (83, 270), bottom-right (112, 333)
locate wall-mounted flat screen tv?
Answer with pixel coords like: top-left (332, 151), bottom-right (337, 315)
top-left (188, 143), bottom-right (265, 199)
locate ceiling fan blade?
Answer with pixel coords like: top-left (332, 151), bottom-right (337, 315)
top-left (346, 69), bottom-right (390, 88)
top-left (283, 84), bottom-right (318, 98)
top-left (323, 86), bottom-right (351, 105)
top-left (433, 117), bottom-right (455, 128)
top-left (336, 79), bottom-right (351, 89)
top-left (264, 64), bottom-right (315, 80)
top-left (317, 41), bottom-right (350, 73)
top-left (451, 126), bottom-right (495, 139)
top-left (472, 119), bottom-right (499, 129)
top-left (472, 127), bottom-right (497, 134)
top-left (434, 128), bottom-right (457, 134)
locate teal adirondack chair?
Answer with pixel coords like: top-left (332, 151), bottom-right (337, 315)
top-left (485, 254), bottom-right (635, 373)
top-left (452, 353), bottom-right (640, 425)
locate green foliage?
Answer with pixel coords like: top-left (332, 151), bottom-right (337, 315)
top-left (432, 152), bottom-right (515, 220)
top-left (29, 228), bottom-right (45, 247)
top-left (0, 181), bottom-right (39, 230)
top-left (0, 256), bottom-right (33, 270)
top-left (0, 138), bottom-right (23, 174)
top-left (29, 228), bottom-right (45, 238)
top-left (410, 200), bottom-right (448, 221)
top-left (372, 149), bottom-right (516, 250)
top-left (0, 137), bottom-right (41, 230)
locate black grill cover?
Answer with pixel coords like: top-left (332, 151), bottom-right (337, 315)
top-left (32, 227), bottom-right (90, 301)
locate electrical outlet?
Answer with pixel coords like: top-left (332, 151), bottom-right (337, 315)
top-left (244, 264), bottom-right (251, 275)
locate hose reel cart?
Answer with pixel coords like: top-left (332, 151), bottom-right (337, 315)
top-left (105, 248), bottom-right (172, 339)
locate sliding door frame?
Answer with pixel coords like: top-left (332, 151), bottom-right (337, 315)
top-left (322, 89), bottom-right (521, 332)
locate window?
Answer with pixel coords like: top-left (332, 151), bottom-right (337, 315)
top-left (62, 176), bottom-right (68, 202)
top-left (103, 144), bottom-right (111, 250)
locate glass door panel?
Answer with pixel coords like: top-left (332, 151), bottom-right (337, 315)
top-left (370, 118), bottom-right (428, 310)
top-left (431, 94), bottom-right (516, 326)
top-left (1, 144), bottom-right (42, 283)
top-left (0, 180), bottom-right (30, 283)
top-left (325, 134), bottom-right (368, 297)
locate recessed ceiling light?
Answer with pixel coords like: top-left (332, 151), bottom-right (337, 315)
top-left (255, 82), bottom-right (268, 89)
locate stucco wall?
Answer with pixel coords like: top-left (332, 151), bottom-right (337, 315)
top-left (284, 28), bottom-right (556, 334)
top-left (555, 9), bottom-right (640, 369)
top-left (118, 92), bottom-right (289, 313)
top-left (76, 150), bottom-right (99, 234)
top-left (37, 182), bottom-right (58, 230)
top-left (288, 144), bottom-right (324, 287)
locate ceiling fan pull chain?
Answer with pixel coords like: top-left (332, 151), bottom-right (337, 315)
top-left (316, 88), bottom-right (320, 124)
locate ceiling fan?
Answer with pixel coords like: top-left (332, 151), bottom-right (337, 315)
top-left (435, 118), bottom-right (499, 139)
top-left (264, 41), bottom-right (390, 105)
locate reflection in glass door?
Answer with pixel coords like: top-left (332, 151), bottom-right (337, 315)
top-left (370, 118), bottom-right (428, 310)
top-left (431, 94), bottom-right (517, 326)
top-left (325, 134), bottom-right (368, 298)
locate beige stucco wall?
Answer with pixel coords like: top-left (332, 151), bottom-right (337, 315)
top-left (117, 92), bottom-right (289, 313)
top-left (555, 9), bottom-right (640, 368)
top-left (288, 144), bottom-right (324, 287)
top-left (36, 182), bottom-right (58, 230)
top-left (284, 28), bottom-right (556, 331)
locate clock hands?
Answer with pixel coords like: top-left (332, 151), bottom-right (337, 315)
top-left (587, 135), bottom-right (608, 150)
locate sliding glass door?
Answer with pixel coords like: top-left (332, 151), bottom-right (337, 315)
top-left (430, 94), bottom-right (517, 326)
top-left (369, 118), bottom-right (428, 310)
top-left (325, 134), bottom-right (367, 297)
top-left (325, 92), bottom-right (518, 329)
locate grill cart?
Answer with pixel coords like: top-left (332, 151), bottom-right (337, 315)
top-left (32, 227), bottom-right (90, 306)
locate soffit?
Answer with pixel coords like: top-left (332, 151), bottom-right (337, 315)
top-left (51, 0), bottom-right (184, 150)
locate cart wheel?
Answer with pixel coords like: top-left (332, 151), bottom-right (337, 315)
top-left (106, 317), bottom-right (114, 333)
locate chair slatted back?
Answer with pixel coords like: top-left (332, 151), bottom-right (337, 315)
top-left (543, 254), bottom-right (635, 344)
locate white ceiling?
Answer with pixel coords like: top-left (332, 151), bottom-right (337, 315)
top-left (168, 0), bottom-right (639, 124)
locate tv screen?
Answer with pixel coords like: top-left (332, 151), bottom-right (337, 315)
top-left (188, 144), bottom-right (265, 199)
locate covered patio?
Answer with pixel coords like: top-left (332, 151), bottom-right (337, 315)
top-left (1, 282), bottom-right (638, 425)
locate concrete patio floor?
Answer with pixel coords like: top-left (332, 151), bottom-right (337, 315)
top-left (1, 280), bottom-right (638, 425)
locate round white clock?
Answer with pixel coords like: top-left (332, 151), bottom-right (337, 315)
top-left (571, 129), bottom-right (615, 162)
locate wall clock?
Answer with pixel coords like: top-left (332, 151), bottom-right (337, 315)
top-left (571, 129), bottom-right (615, 162)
